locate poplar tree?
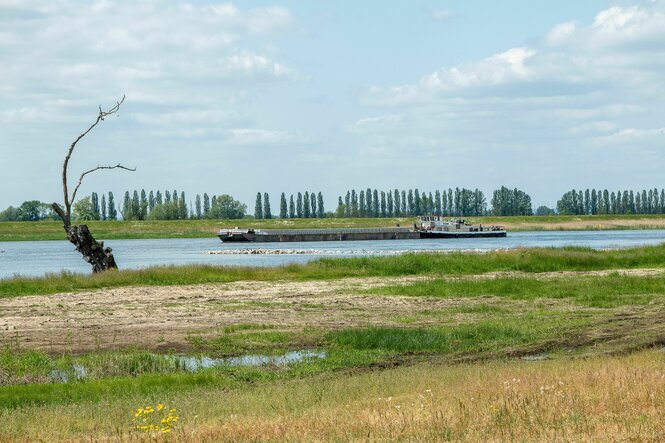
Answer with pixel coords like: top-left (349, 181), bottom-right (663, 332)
top-left (297, 192), bottom-right (303, 218)
top-left (149, 190), bottom-right (155, 211)
top-left (336, 196), bottom-right (344, 217)
top-left (351, 190), bottom-right (358, 217)
top-left (415, 189), bottom-right (422, 216)
top-left (372, 189), bottom-right (379, 217)
top-left (91, 192), bottom-right (100, 220)
top-left (254, 192), bottom-right (263, 219)
top-left (387, 191), bottom-right (393, 217)
top-left (401, 190), bottom-right (407, 215)
top-left (317, 192), bottom-right (324, 218)
top-left (310, 191), bottom-right (316, 218)
top-left (156, 191), bottom-right (163, 206)
top-left (131, 190), bottom-right (140, 220)
top-left (108, 192), bottom-right (117, 220)
top-left (365, 188), bottom-right (373, 217)
top-left (101, 194), bottom-right (107, 221)
top-left (303, 191), bottom-right (311, 218)
top-left (393, 189), bottom-right (400, 217)
top-left (279, 193), bottom-right (287, 218)
top-left (122, 191), bottom-right (131, 220)
top-left (289, 194), bottom-right (295, 218)
top-left (140, 189), bottom-right (148, 220)
top-left (179, 191), bottom-right (187, 219)
top-left (263, 193), bottom-right (271, 219)
top-left (195, 194), bottom-right (202, 219)
top-left (407, 190), bottom-right (414, 215)
top-left (434, 190), bottom-right (442, 215)
top-left (203, 193), bottom-right (210, 217)
top-left (164, 190), bottom-right (171, 204)
top-left (344, 191), bottom-right (351, 217)
top-left (359, 190), bottom-right (366, 217)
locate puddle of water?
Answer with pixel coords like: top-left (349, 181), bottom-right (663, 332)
top-left (175, 350), bottom-right (327, 371)
top-left (47, 350), bottom-right (326, 383)
top-left (49, 363), bottom-right (88, 383)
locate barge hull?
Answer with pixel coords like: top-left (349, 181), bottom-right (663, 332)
top-left (219, 228), bottom-right (419, 242)
top-left (418, 231), bottom-right (506, 239)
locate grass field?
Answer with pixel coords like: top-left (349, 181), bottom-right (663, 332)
top-left (2, 213), bottom-right (665, 241)
top-left (2, 245), bottom-right (665, 441)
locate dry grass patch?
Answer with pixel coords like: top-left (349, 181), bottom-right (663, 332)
top-left (3, 350), bottom-right (665, 441)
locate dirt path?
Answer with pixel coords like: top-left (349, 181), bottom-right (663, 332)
top-left (2, 268), bottom-right (664, 354)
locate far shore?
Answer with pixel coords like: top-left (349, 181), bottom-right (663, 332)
top-left (2, 214), bottom-right (665, 242)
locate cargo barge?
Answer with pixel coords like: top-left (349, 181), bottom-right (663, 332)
top-left (218, 216), bottom-right (506, 243)
top-left (218, 227), bottom-right (419, 242)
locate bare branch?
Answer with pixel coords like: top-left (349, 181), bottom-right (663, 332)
top-left (61, 95), bottom-right (126, 218)
top-left (51, 203), bottom-right (67, 225)
top-left (70, 164), bottom-right (137, 205)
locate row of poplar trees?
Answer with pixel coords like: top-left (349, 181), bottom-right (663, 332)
top-left (254, 192), bottom-right (326, 219)
top-left (330, 187), bottom-right (530, 217)
top-left (557, 188), bottom-right (665, 215)
top-left (334, 188), bottom-right (486, 218)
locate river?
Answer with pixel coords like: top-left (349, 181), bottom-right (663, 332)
top-left (1, 229), bottom-right (664, 279)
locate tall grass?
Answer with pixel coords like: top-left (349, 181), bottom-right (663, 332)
top-left (369, 273), bottom-right (665, 308)
top-left (328, 322), bottom-right (532, 353)
top-left (4, 243), bottom-right (665, 297)
top-left (2, 350), bottom-right (665, 441)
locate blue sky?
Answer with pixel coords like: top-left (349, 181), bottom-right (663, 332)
top-left (1, 0), bottom-right (663, 211)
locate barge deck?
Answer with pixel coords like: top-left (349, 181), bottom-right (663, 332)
top-left (218, 227), bottom-right (419, 242)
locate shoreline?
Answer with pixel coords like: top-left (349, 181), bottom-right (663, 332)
top-left (2, 215), bottom-right (665, 242)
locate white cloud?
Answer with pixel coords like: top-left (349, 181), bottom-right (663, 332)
top-left (365, 47), bottom-right (537, 106)
top-left (591, 127), bottom-right (665, 145)
top-left (431, 9), bottom-right (454, 21)
top-left (546, 21), bottom-right (577, 46)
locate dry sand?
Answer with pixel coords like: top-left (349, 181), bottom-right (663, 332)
top-left (2, 268), bottom-right (664, 354)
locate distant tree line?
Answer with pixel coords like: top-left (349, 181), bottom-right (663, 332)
top-left (329, 187), bottom-right (532, 218)
top-left (557, 188), bottom-right (665, 215)
top-left (0, 201), bottom-right (59, 222)
top-left (15, 185), bottom-right (665, 222)
top-left (332, 188), bottom-right (488, 218)
top-left (254, 191), bottom-right (326, 219)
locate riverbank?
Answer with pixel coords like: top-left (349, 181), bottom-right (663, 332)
top-left (3, 214), bottom-right (665, 241)
top-left (4, 243), bottom-right (665, 295)
top-left (2, 245), bottom-right (665, 440)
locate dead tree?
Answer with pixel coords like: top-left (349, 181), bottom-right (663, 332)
top-left (52, 95), bottom-right (135, 273)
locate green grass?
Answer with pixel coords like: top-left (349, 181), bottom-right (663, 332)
top-left (328, 323), bottom-right (530, 353)
top-left (0, 347), bottom-right (388, 409)
top-left (367, 273), bottom-right (665, 308)
top-left (2, 214), bottom-right (665, 241)
top-left (188, 330), bottom-right (301, 355)
top-left (4, 243), bottom-right (665, 297)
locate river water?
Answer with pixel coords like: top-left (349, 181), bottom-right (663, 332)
top-left (1, 229), bottom-right (664, 279)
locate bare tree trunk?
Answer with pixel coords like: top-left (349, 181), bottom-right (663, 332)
top-left (52, 203), bottom-right (117, 273)
top-left (64, 224), bottom-right (117, 273)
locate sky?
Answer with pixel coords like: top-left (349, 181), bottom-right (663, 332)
top-left (1, 0), bottom-right (664, 211)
